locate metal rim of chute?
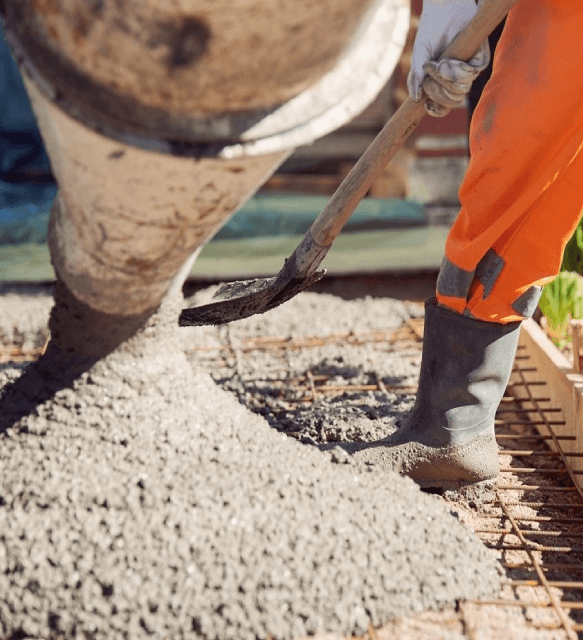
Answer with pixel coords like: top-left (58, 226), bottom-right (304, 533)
top-left (5, 0), bottom-right (410, 160)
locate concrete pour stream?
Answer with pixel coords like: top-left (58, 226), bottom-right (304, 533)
top-left (0, 288), bottom-right (502, 640)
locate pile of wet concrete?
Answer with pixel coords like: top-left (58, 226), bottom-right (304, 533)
top-left (0, 288), bottom-right (502, 640)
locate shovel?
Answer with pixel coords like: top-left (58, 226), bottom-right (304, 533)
top-left (179, 0), bottom-right (518, 327)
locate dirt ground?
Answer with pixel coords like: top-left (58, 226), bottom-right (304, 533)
top-left (0, 275), bottom-right (580, 639)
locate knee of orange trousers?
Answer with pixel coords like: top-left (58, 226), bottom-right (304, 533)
top-left (439, 155), bottom-right (583, 324)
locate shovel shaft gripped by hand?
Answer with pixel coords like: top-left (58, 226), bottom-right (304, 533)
top-left (180, 0), bottom-right (519, 327)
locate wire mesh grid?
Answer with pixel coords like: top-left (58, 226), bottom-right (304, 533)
top-left (189, 317), bottom-right (583, 640)
top-left (464, 344), bottom-right (583, 640)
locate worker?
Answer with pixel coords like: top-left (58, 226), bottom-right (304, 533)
top-left (343, 0), bottom-right (583, 494)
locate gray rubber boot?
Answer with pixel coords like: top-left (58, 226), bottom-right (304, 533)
top-left (336, 298), bottom-right (522, 495)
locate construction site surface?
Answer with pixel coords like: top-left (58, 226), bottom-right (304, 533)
top-left (2, 275), bottom-right (583, 640)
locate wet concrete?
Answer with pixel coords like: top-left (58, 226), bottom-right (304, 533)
top-left (0, 288), bottom-right (502, 639)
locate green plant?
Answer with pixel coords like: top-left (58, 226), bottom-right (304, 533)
top-left (539, 271), bottom-right (583, 347)
top-left (561, 219), bottom-right (583, 275)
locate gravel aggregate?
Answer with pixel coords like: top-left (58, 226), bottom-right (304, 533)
top-left (0, 287), bottom-right (503, 640)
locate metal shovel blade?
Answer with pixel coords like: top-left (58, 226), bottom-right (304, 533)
top-left (179, 267), bottom-right (325, 326)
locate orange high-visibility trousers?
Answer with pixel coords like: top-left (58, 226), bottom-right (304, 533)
top-left (436, 1), bottom-right (583, 324)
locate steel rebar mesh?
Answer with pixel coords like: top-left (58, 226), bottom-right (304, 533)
top-left (462, 346), bottom-right (583, 640)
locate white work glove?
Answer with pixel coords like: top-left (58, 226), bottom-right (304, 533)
top-left (407, 0), bottom-right (490, 117)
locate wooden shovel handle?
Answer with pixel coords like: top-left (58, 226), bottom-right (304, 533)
top-left (309, 0), bottom-right (519, 249)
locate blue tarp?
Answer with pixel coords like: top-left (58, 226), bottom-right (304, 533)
top-left (1, 25), bottom-right (57, 251)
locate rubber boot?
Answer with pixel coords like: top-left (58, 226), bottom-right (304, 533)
top-left (337, 298), bottom-right (521, 495)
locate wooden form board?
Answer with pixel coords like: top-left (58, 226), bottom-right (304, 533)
top-left (510, 319), bottom-right (583, 489)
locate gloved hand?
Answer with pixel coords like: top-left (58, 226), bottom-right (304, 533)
top-left (407, 0), bottom-right (490, 117)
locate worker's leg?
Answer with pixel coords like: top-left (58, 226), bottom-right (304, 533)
top-left (332, 1), bottom-right (583, 494)
top-left (437, 0), bottom-right (583, 323)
